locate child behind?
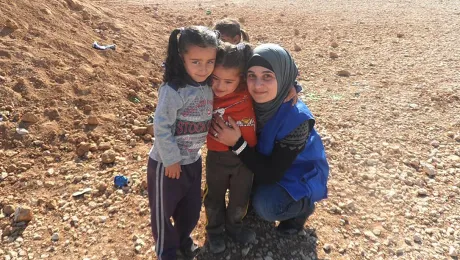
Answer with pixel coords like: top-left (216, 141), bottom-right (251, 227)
top-left (147, 26), bottom-right (219, 260)
top-left (204, 42), bottom-right (257, 253)
top-left (214, 18), bottom-right (250, 44)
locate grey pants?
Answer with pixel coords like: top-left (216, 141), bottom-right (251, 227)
top-left (204, 150), bottom-right (254, 235)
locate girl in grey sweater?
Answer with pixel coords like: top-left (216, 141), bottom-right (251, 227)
top-left (146, 26), bottom-right (219, 260)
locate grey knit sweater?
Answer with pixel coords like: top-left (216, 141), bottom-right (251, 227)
top-left (149, 82), bottom-right (213, 167)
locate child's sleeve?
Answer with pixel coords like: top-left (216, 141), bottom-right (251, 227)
top-left (153, 85), bottom-right (184, 167)
top-left (240, 122), bottom-right (257, 148)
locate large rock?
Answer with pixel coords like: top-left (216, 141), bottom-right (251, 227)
top-left (21, 112), bottom-right (39, 123)
top-left (146, 124), bottom-right (154, 136)
top-left (101, 150), bottom-right (116, 164)
top-left (76, 142), bottom-right (91, 157)
top-left (14, 206), bottom-right (33, 222)
top-left (132, 126), bottom-right (147, 136)
top-left (3, 205), bottom-right (15, 216)
top-left (87, 116), bottom-right (99, 125)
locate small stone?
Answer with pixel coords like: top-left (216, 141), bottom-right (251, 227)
top-left (132, 126), bottom-right (147, 136)
top-left (128, 89), bottom-right (136, 97)
top-left (5, 19), bottom-right (19, 30)
top-left (449, 246), bottom-right (458, 257)
top-left (337, 70), bottom-right (351, 77)
top-left (51, 233), bottom-right (59, 242)
top-left (7, 164), bottom-right (17, 173)
top-left (363, 231), bottom-right (378, 242)
top-left (413, 233), bottom-right (422, 243)
top-left (430, 140), bottom-right (440, 147)
top-left (242, 247), bottom-right (250, 257)
top-left (89, 143), bottom-right (98, 152)
top-left (422, 164), bottom-right (436, 177)
top-left (33, 233), bottom-right (42, 240)
top-left (16, 127), bottom-right (29, 135)
top-left (238, 17), bottom-right (245, 23)
top-left (330, 41), bottom-right (339, 48)
top-left (396, 248), bottom-right (404, 256)
top-left (294, 29), bottom-right (299, 36)
top-left (3, 205), bottom-right (15, 215)
top-left (83, 105), bottom-right (92, 113)
top-left (397, 33), bottom-right (404, 38)
top-left (21, 112), bottom-right (39, 123)
top-left (101, 150), bottom-right (116, 164)
top-left (409, 103), bottom-right (418, 109)
top-left (135, 245), bottom-right (142, 254)
top-left (142, 134), bottom-right (153, 141)
top-left (294, 43), bottom-right (302, 52)
top-left (45, 200), bottom-right (57, 210)
top-left (98, 142), bottom-right (111, 151)
top-left (99, 216), bottom-right (108, 223)
top-left (14, 206), bottom-right (33, 222)
top-left (323, 243), bottom-right (333, 253)
top-left (417, 188), bottom-right (428, 196)
top-left (1, 172), bottom-right (7, 180)
top-left (264, 256), bottom-right (273, 260)
top-left (372, 228), bottom-right (382, 237)
top-left (87, 116), bottom-right (99, 125)
top-left (329, 52), bottom-right (339, 59)
top-left (97, 182), bottom-right (108, 192)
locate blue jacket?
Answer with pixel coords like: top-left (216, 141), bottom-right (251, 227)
top-left (257, 101), bottom-right (329, 203)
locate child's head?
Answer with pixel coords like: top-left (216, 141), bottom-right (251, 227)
top-left (211, 42), bottom-right (253, 97)
top-left (214, 18), bottom-right (249, 44)
top-left (163, 26), bottom-right (220, 86)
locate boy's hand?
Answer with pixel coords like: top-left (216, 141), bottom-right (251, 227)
top-left (165, 163), bottom-right (181, 179)
top-left (284, 85), bottom-right (298, 106)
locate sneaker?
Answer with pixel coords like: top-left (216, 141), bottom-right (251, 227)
top-left (177, 243), bottom-right (201, 260)
top-left (226, 227), bottom-right (256, 244)
top-left (207, 233), bottom-right (226, 254)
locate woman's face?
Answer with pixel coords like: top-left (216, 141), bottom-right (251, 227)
top-left (246, 66), bottom-right (277, 103)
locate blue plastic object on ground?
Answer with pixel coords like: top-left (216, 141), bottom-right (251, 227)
top-left (114, 175), bottom-right (129, 188)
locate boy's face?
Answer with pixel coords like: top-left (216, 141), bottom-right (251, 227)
top-left (211, 65), bottom-right (241, 97)
top-left (221, 34), bottom-right (241, 44)
top-left (182, 45), bottom-right (217, 83)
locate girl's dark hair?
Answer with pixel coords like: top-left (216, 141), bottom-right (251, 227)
top-left (214, 18), bottom-right (250, 42)
top-left (215, 42), bottom-right (253, 92)
top-left (163, 26), bottom-right (220, 86)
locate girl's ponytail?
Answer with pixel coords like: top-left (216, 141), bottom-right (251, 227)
top-left (163, 28), bottom-right (184, 85)
top-left (240, 29), bottom-right (250, 42)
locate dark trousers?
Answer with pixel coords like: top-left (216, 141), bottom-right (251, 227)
top-left (147, 157), bottom-right (202, 260)
top-left (204, 150), bottom-right (253, 235)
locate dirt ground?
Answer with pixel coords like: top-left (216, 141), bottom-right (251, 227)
top-left (1, 0), bottom-right (459, 259)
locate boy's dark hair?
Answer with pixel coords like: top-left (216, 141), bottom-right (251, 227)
top-left (214, 18), bottom-right (250, 42)
top-left (163, 26), bottom-right (220, 87)
top-left (215, 42), bottom-right (253, 92)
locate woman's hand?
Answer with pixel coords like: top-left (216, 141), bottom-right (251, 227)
top-left (210, 116), bottom-right (242, 146)
top-left (284, 85), bottom-right (298, 106)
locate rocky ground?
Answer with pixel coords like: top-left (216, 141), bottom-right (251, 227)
top-left (1, 0), bottom-right (459, 259)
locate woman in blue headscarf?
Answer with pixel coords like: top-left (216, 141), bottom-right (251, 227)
top-left (210, 43), bottom-right (329, 235)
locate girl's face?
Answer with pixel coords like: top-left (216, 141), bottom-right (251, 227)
top-left (211, 65), bottom-right (241, 97)
top-left (246, 66), bottom-right (278, 103)
top-left (221, 34), bottom-right (241, 44)
top-left (182, 45), bottom-right (217, 83)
